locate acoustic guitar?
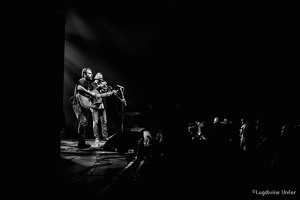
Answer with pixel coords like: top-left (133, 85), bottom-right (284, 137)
top-left (76, 89), bottom-right (118, 109)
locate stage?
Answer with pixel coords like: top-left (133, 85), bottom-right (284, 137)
top-left (60, 138), bottom-right (140, 200)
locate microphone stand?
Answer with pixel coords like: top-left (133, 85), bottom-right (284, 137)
top-left (118, 87), bottom-right (126, 133)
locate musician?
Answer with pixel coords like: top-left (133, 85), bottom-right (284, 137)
top-left (90, 72), bottom-right (116, 147)
top-left (72, 67), bottom-right (100, 148)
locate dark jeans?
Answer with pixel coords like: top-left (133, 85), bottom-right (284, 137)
top-left (73, 101), bottom-right (89, 143)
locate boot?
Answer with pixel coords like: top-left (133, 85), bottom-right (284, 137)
top-left (95, 137), bottom-right (101, 147)
top-left (77, 125), bottom-right (91, 148)
top-left (77, 142), bottom-right (91, 149)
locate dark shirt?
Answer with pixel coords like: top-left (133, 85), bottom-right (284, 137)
top-left (76, 78), bottom-right (93, 97)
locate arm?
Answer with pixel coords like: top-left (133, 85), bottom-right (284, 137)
top-left (99, 90), bottom-right (114, 97)
top-left (77, 85), bottom-right (99, 97)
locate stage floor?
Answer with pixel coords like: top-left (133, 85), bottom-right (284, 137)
top-left (60, 139), bottom-right (137, 200)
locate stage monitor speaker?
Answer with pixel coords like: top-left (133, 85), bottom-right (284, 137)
top-left (103, 127), bottom-right (145, 152)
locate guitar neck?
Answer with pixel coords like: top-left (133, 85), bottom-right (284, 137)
top-left (99, 89), bottom-right (118, 97)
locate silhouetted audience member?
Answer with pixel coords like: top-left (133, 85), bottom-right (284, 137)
top-left (239, 117), bottom-right (260, 152)
top-left (225, 117), bottom-right (242, 152)
top-left (198, 120), bottom-right (212, 141)
top-left (134, 128), bottom-right (164, 183)
top-left (273, 116), bottom-right (299, 189)
top-left (130, 111), bottom-right (299, 198)
top-left (253, 116), bottom-right (282, 188)
top-left (237, 116), bottom-right (262, 189)
top-left (187, 116), bottom-right (243, 197)
top-left (187, 121), bottom-right (201, 141)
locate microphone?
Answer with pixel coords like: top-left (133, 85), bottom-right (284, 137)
top-left (117, 85), bottom-right (124, 88)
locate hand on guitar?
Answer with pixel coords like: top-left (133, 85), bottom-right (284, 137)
top-left (90, 91), bottom-right (101, 98)
top-left (108, 89), bottom-right (118, 96)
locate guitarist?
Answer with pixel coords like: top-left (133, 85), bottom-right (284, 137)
top-left (90, 72), bottom-right (116, 147)
top-left (73, 67), bottom-right (100, 148)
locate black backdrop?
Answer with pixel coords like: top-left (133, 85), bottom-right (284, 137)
top-left (57, 1), bottom-right (298, 136)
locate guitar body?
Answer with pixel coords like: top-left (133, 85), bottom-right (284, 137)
top-left (76, 90), bottom-right (102, 109)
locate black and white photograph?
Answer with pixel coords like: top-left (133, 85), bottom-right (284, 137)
top-left (55, 1), bottom-right (299, 199)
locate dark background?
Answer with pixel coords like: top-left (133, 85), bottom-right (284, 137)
top-left (11, 3), bottom-right (296, 199)
top-left (55, 1), bottom-right (298, 137)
